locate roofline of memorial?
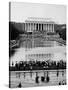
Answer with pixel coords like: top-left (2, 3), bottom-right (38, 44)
top-left (25, 17), bottom-right (56, 24)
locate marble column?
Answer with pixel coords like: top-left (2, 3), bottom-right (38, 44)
top-left (38, 23), bottom-right (39, 31)
top-left (32, 23), bottom-right (33, 31)
top-left (34, 23), bottom-right (35, 31)
top-left (28, 23), bottom-right (29, 32)
top-left (46, 24), bottom-right (47, 32)
top-left (51, 24), bottom-right (53, 32)
top-left (49, 24), bottom-right (51, 32)
top-left (28, 23), bottom-right (29, 31)
top-left (46, 24), bottom-right (47, 31)
top-left (53, 24), bottom-right (54, 32)
top-left (39, 24), bottom-right (40, 31)
top-left (25, 23), bottom-right (26, 31)
top-left (46, 24), bottom-right (48, 32)
top-left (30, 23), bottom-right (31, 32)
top-left (33, 23), bottom-right (34, 31)
top-left (45, 24), bottom-right (46, 31)
top-left (33, 23), bottom-right (35, 31)
top-left (48, 24), bottom-right (50, 32)
top-left (26, 23), bottom-right (27, 31)
top-left (41, 24), bottom-right (42, 31)
top-left (49, 24), bottom-right (50, 32)
top-left (43, 24), bottom-right (45, 31)
top-left (44, 24), bottom-right (46, 31)
top-left (27, 23), bottom-right (28, 30)
top-left (50, 24), bottom-right (52, 32)
top-left (28, 23), bottom-right (30, 31)
top-left (34, 23), bottom-right (36, 31)
top-left (48, 24), bottom-right (49, 32)
top-left (35, 24), bottom-right (36, 31)
top-left (35, 23), bottom-right (36, 31)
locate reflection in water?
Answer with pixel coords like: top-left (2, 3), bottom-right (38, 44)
top-left (10, 46), bottom-right (66, 66)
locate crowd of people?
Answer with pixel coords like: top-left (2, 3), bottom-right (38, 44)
top-left (16, 71), bottom-right (66, 88)
top-left (10, 60), bottom-right (66, 71)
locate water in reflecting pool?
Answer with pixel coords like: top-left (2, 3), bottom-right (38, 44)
top-left (9, 69), bottom-right (66, 88)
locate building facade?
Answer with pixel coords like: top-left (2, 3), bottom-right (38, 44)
top-left (25, 17), bottom-right (55, 32)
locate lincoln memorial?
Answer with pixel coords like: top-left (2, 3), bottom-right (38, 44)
top-left (24, 17), bottom-right (55, 32)
top-left (19, 17), bottom-right (65, 49)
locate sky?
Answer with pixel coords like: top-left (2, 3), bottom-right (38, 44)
top-left (10, 2), bottom-right (66, 24)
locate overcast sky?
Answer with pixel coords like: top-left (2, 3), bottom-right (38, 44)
top-left (10, 2), bottom-right (66, 24)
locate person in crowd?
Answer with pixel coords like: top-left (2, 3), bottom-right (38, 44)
top-left (41, 76), bottom-right (45, 82)
top-left (59, 81), bottom-right (61, 85)
top-left (57, 70), bottom-right (59, 77)
top-left (46, 75), bottom-right (50, 82)
top-left (46, 72), bottom-right (50, 83)
top-left (62, 70), bottom-right (64, 76)
top-left (23, 72), bottom-right (26, 79)
top-left (35, 76), bottom-right (39, 83)
top-left (17, 82), bottom-right (22, 88)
